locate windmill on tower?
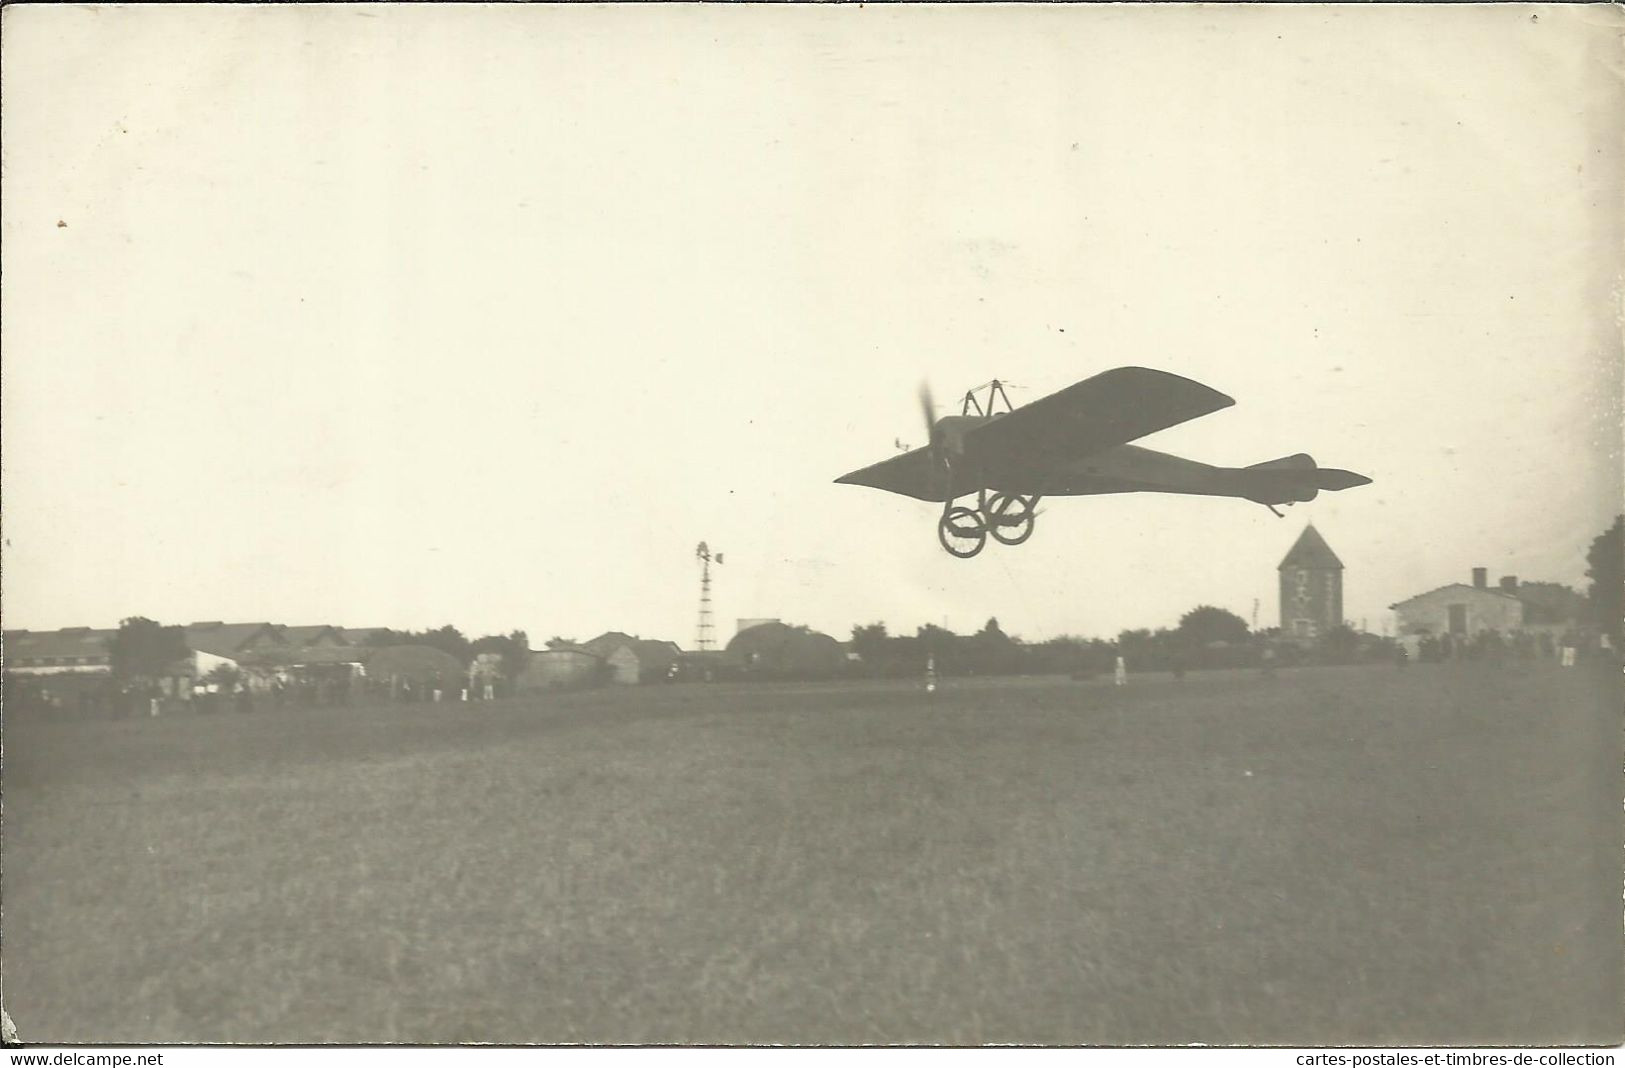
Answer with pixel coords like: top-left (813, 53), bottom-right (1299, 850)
top-left (695, 542), bottom-right (724, 651)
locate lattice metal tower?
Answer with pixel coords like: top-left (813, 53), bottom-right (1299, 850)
top-left (695, 542), bottom-right (723, 651)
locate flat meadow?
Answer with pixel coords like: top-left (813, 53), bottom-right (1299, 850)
top-left (3, 664), bottom-right (1620, 1045)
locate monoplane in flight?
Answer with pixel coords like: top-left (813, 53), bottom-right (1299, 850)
top-left (835, 367), bottom-right (1371, 558)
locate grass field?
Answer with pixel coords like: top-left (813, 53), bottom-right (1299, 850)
top-left (3, 664), bottom-right (1620, 1045)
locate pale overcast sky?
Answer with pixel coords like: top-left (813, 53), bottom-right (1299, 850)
top-left (3, 4), bottom-right (1620, 645)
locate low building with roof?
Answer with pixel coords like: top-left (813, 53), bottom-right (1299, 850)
top-left (582, 632), bottom-right (684, 684)
top-left (676, 649), bottom-right (746, 682)
top-left (726, 621), bottom-right (846, 679)
top-left (1391, 568), bottom-right (1525, 640)
top-left (183, 621), bottom-right (287, 676)
top-left (4, 627), bottom-right (155, 716)
top-left (280, 624), bottom-right (349, 648)
top-left (362, 645), bottom-right (465, 698)
top-left (518, 646), bottom-right (605, 691)
top-left (3, 627), bottom-right (117, 675)
top-left (183, 622), bottom-right (362, 693)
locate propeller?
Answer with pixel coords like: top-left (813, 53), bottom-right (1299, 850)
top-left (918, 381), bottom-right (951, 499)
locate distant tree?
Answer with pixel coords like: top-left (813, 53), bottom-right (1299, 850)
top-left (471, 630), bottom-right (530, 685)
top-left (545, 636), bottom-right (578, 650)
top-left (204, 663), bottom-right (241, 691)
top-left (915, 623), bottom-right (960, 674)
top-left (1176, 605), bottom-right (1250, 646)
top-left (850, 622), bottom-right (890, 664)
top-left (1115, 627), bottom-right (1153, 651)
top-left (109, 617), bottom-right (189, 688)
top-left (1585, 516), bottom-right (1622, 636)
top-left (504, 630), bottom-right (530, 679)
top-left (1115, 628), bottom-right (1158, 670)
top-left (392, 625), bottom-right (470, 665)
top-left (1515, 581), bottom-right (1587, 626)
top-left (364, 625), bottom-right (474, 664)
top-left (965, 617), bottom-right (1025, 675)
top-left (1318, 624), bottom-right (1361, 663)
top-left (1031, 635), bottom-right (1111, 676)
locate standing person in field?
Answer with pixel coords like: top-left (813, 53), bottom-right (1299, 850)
top-left (1260, 643), bottom-right (1277, 678)
top-left (1113, 653), bottom-right (1127, 687)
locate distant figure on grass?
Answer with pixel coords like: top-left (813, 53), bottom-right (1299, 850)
top-left (1113, 655), bottom-right (1127, 687)
top-left (1560, 630), bottom-right (1578, 668)
top-left (1260, 645), bottom-right (1277, 679)
top-left (1393, 642), bottom-right (1408, 669)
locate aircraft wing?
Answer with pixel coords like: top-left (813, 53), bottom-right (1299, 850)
top-left (967, 367), bottom-right (1236, 471)
top-left (833, 447), bottom-right (985, 503)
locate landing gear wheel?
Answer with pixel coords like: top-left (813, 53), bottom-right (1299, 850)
top-left (937, 506), bottom-right (988, 558)
top-left (985, 493), bottom-right (1037, 546)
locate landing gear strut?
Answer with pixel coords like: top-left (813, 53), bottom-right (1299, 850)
top-left (985, 492), bottom-right (1037, 545)
top-left (936, 491), bottom-right (1040, 558)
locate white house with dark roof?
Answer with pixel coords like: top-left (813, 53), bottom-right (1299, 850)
top-left (1390, 568), bottom-right (1525, 638)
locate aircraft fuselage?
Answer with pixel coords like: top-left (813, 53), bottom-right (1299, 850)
top-left (985, 442), bottom-right (1246, 499)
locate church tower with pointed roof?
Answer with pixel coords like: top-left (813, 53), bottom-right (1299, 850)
top-left (1278, 524), bottom-right (1344, 641)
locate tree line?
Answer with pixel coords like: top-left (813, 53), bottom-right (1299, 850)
top-left (96, 515), bottom-right (1625, 687)
top-left (850, 606), bottom-right (1281, 678)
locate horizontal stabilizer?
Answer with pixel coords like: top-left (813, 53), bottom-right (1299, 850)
top-left (1241, 460), bottom-right (1372, 505)
top-left (1246, 453), bottom-right (1315, 471)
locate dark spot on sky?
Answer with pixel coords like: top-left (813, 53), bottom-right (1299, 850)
top-left (56, 220), bottom-right (66, 228)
